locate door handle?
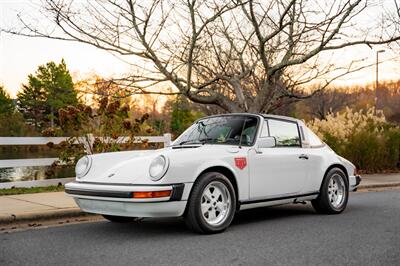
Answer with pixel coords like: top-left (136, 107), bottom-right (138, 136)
top-left (298, 154), bottom-right (309, 160)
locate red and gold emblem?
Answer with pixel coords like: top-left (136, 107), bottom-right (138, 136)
top-left (234, 157), bottom-right (247, 170)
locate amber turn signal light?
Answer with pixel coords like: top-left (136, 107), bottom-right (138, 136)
top-left (132, 190), bottom-right (172, 198)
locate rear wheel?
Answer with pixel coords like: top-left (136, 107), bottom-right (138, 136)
top-left (102, 215), bottom-right (137, 223)
top-left (185, 172), bottom-right (236, 234)
top-left (312, 168), bottom-right (349, 214)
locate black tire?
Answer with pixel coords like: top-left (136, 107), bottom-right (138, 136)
top-left (102, 215), bottom-right (136, 223)
top-left (312, 168), bottom-right (349, 214)
top-left (185, 171), bottom-right (236, 234)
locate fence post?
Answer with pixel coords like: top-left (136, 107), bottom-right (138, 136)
top-left (84, 134), bottom-right (95, 154)
top-left (163, 133), bottom-right (172, 147)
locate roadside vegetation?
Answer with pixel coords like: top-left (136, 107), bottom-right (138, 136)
top-left (308, 108), bottom-right (400, 173)
top-left (0, 185), bottom-right (64, 196)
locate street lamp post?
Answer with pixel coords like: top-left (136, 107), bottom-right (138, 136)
top-left (375, 49), bottom-right (385, 110)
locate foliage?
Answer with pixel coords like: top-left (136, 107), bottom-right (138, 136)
top-left (308, 107), bottom-right (400, 172)
top-left (45, 97), bottom-right (152, 166)
top-left (169, 96), bottom-right (204, 136)
top-left (17, 59), bottom-right (78, 129)
top-left (0, 185), bottom-right (64, 196)
top-left (0, 86), bottom-right (37, 136)
top-left (0, 86), bottom-right (15, 114)
top-left (0, 112), bottom-right (38, 137)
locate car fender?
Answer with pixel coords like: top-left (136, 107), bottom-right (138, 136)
top-left (191, 158), bottom-right (248, 201)
top-left (304, 146), bottom-right (345, 192)
top-left (308, 148), bottom-right (356, 192)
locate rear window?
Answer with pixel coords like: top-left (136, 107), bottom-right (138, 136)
top-left (307, 127), bottom-right (324, 147)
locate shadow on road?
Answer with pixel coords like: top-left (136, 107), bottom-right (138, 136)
top-left (76, 203), bottom-right (317, 237)
top-left (232, 203), bottom-right (316, 226)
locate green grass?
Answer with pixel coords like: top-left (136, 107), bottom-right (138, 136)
top-left (0, 185), bottom-right (65, 196)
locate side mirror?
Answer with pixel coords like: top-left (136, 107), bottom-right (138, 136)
top-left (257, 136), bottom-right (276, 150)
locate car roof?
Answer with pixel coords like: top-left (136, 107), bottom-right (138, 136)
top-left (197, 113), bottom-right (301, 123)
top-left (260, 114), bottom-right (300, 123)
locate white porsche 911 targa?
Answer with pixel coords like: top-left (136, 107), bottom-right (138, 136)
top-left (66, 114), bottom-right (361, 234)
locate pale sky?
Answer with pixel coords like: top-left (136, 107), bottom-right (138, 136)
top-left (1, 0), bottom-right (133, 98)
top-left (1, 0), bottom-right (399, 98)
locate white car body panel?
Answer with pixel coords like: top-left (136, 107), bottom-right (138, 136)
top-left (248, 147), bottom-right (309, 198)
top-left (66, 114), bottom-right (361, 218)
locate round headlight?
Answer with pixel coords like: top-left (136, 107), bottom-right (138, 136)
top-left (75, 155), bottom-right (92, 178)
top-left (149, 155), bottom-right (169, 181)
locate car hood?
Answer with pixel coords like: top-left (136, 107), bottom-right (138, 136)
top-left (79, 145), bottom-right (218, 184)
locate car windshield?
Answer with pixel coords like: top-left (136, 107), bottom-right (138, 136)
top-left (173, 115), bottom-right (259, 146)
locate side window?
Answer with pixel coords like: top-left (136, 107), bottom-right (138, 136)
top-left (268, 119), bottom-right (301, 147)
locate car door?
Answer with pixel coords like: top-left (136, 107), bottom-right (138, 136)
top-left (248, 118), bottom-right (310, 199)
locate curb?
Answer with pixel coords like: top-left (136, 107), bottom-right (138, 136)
top-left (0, 208), bottom-right (97, 225)
top-left (357, 182), bottom-right (400, 190)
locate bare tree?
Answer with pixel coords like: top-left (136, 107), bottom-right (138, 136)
top-left (304, 87), bottom-right (354, 120)
top-left (394, 0), bottom-right (400, 24)
top-left (4, 0), bottom-right (400, 113)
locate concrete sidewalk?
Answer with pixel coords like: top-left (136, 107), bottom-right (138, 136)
top-left (1, 173), bottom-right (400, 224)
top-left (0, 192), bottom-right (83, 224)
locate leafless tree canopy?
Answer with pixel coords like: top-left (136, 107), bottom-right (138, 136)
top-left (5, 0), bottom-right (400, 112)
top-left (304, 88), bottom-right (355, 120)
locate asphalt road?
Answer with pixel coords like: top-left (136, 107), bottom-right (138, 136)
top-left (1, 190), bottom-right (399, 266)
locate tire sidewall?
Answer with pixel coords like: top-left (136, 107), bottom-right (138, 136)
top-left (191, 172), bottom-right (236, 233)
top-left (322, 168), bottom-right (349, 213)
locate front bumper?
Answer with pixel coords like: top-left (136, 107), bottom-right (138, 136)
top-left (349, 175), bottom-right (362, 191)
top-left (65, 181), bottom-right (192, 217)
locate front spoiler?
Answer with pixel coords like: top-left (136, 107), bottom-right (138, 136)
top-left (74, 198), bottom-right (187, 217)
top-left (65, 181), bottom-right (190, 217)
top-left (65, 181), bottom-right (185, 201)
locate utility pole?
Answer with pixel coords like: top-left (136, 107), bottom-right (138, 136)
top-left (376, 49), bottom-right (385, 110)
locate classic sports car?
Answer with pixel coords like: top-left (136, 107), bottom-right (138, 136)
top-left (66, 114), bottom-right (361, 233)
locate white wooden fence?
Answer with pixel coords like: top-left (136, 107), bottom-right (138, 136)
top-left (0, 134), bottom-right (172, 169)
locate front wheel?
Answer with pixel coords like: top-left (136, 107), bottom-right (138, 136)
top-left (312, 168), bottom-right (349, 214)
top-left (185, 172), bottom-right (236, 234)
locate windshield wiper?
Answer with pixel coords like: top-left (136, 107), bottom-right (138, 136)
top-left (177, 140), bottom-right (203, 145)
top-left (177, 138), bottom-right (217, 146)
